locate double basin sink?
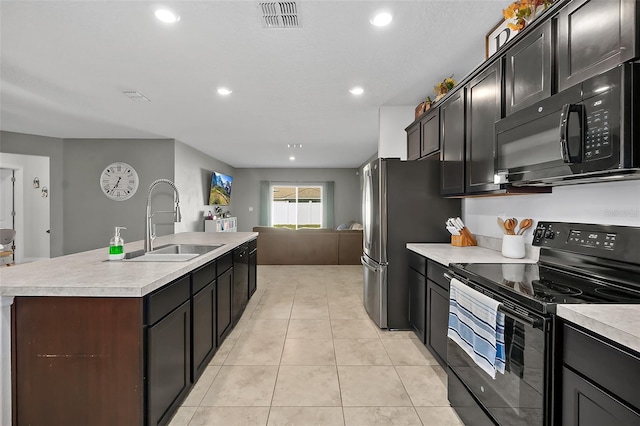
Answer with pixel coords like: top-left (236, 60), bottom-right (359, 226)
top-left (124, 244), bottom-right (223, 262)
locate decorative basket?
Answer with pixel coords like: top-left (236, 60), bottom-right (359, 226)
top-left (414, 101), bottom-right (432, 119)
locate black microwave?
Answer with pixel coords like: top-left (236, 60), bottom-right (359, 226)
top-left (495, 64), bottom-right (639, 186)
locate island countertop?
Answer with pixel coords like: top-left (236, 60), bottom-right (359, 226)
top-left (0, 232), bottom-right (257, 298)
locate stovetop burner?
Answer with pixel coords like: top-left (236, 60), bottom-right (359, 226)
top-left (531, 279), bottom-right (583, 298)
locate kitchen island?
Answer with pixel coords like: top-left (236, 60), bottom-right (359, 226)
top-left (0, 231), bottom-right (257, 426)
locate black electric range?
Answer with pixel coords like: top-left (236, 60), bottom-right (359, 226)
top-left (449, 221), bottom-right (640, 315)
top-left (446, 222), bottom-right (640, 426)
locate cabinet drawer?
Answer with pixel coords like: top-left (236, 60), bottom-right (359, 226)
top-left (407, 251), bottom-right (426, 275)
top-left (146, 275), bottom-right (190, 326)
top-left (217, 252), bottom-right (233, 276)
top-left (249, 238), bottom-right (257, 252)
top-left (427, 260), bottom-right (449, 290)
top-left (192, 260), bottom-right (216, 294)
top-left (563, 322), bottom-right (640, 409)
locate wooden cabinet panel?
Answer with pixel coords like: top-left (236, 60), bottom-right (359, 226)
top-left (557, 0), bottom-right (637, 91)
top-left (505, 20), bottom-right (552, 115)
top-left (427, 279), bottom-right (449, 366)
top-left (421, 109), bottom-right (440, 158)
top-left (440, 89), bottom-right (466, 195)
top-left (13, 297), bottom-right (143, 426)
top-left (407, 122), bottom-right (421, 160)
top-left (192, 280), bottom-right (216, 381)
top-left (408, 266), bottom-right (426, 343)
top-left (147, 300), bottom-right (191, 426)
top-left (217, 267), bottom-right (233, 343)
top-left (466, 62), bottom-right (502, 194)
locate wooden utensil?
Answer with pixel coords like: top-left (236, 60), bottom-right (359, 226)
top-left (517, 218), bottom-right (533, 235)
top-left (504, 218), bottom-right (518, 235)
top-left (497, 217), bottom-right (507, 235)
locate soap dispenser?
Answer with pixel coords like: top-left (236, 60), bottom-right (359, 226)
top-left (109, 227), bottom-right (127, 260)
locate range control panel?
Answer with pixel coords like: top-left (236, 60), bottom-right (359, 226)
top-left (531, 222), bottom-right (639, 263)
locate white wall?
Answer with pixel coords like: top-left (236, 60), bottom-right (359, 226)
top-left (464, 180), bottom-right (640, 243)
top-left (0, 153), bottom-right (50, 263)
top-left (174, 141), bottom-right (236, 233)
top-left (378, 106), bottom-right (414, 160)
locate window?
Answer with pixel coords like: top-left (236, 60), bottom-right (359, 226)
top-left (271, 185), bottom-right (323, 229)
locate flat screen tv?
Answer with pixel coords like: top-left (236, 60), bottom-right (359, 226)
top-left (209, 171), bottom-right (233, 205)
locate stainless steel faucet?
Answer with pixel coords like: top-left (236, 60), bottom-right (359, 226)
top-left (145, 179), bottom-right (182, 252)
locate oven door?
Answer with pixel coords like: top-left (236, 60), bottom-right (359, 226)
top-left (446, 280), bottom-right (551, 426)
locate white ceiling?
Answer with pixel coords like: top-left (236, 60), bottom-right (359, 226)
top-left (0, 1), bottom-right (508, 168)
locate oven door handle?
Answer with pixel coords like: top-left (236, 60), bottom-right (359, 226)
top-left (445, 272), bottom-right (542, 328)
top-left (499, 304), bottom-right (541, 328)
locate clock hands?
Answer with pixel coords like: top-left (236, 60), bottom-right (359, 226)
top-left (110, 177), bottom-right (122, 194)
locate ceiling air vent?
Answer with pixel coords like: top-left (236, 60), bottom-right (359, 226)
top-left (259, 2), bottom-right (300, 28)
top-left (122, 90), bottom-right (151, 102)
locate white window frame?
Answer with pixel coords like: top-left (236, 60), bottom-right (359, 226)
top-left (270, 183), bottom-right (324, 229)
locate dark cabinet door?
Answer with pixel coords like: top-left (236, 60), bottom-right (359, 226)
top-left (192, 280), bottom-right (216, 382)
top-left (147, 300), bottom-right (191, 426)
top-left (408, 267), bottom-right (426, 343)
top-left (440, 89), bottom-right (466, 196)
top-left (232, 245), bottom-right (249, 323)
top-left (407, 122), bottom-right (421, 160)
top-left (557, 0), bottom-right (637, 91)
top-left (216, 267), bottom-right (233, 343)
top-left (562, 367), bottom-right (640, 425)
top-left (421, 109), bottom-right (440, 158)
top-left (426, 280), bottom-right (449, 366)
top-left (505, 20), bottom-right (552, 115)
top-left (466, 62), bottom-right (502, 194)
top-left (249, 248), bottom-right (257, 298)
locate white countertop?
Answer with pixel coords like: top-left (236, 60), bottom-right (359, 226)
top-left (0, 232), bottom-right (257, 298)
top-left (556, 304), bottom-right (640, 354)
top-left (406, 243), bottom-right (538, 266)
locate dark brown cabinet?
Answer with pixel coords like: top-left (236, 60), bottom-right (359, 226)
top-left (407, 121), bottom-right (421, 160)
top-left (147, 299), bottom-right (191, 426)
top-left (192, 280), bottom-right (216, 380)
top-left (406, 108), bottom-right (440, 161)
top-left (466, 61), bottom-right (502, 194)
top-left (440, 88), bottom-right (466, 196)
top-left (408, 251), bottom-right (427, 343)
top-left (421, 109), bottom-right (440, 158)
top-left (505, 20), bottom-right (552, 115)
top-left (232, 243), bottom-right (249, 323)
top-left (217, 263), bottom-right (233, 343)
top-left (426, 260), bottom-right (449, 366)
top-left (249, 240), bottom-right (257, 297)
top-left (557, 0), bottom-right (638, 92)
top-left (559, 321), bottom-right (640, 425)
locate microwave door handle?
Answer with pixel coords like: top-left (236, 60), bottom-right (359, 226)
top-left (559, 103), bottom-right (585, 163)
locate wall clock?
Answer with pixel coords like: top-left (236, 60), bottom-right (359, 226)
top-left (100, 162), bottom-right (139, 201)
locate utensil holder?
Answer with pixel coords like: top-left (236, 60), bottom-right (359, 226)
top-left (451, 233), bottom-right (476, 247)
top-left (502, 235), bottom-right (525, 258)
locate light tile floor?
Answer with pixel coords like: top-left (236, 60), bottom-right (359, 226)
top-left (169, 265), bottom-right (463, 426)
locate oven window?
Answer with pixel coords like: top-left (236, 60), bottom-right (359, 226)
top-left (448, 313), bottom-right (547, 425)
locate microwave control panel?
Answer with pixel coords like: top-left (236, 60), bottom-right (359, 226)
top-left (584, 103), bottom-right (612, 161)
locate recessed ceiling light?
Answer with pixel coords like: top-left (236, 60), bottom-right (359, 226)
top-left (155, 9), bottom-right (180, 23)
top-left (289, 156), bottom-right (296, 161)
top-left (349, 87), bottom-right (364, 95)
top-left (217, 88), bottom-right (233, 96)
top-left (371, 12), bottom-right (392, 27)
top-left (287, 144), bottom-right (303, 148)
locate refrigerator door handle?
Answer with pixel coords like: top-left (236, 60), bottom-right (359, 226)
top-left (361, 256), bottom-right (379, 272)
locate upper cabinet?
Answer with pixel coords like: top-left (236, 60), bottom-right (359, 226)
top-left (466, 61), bottom-right (502, 194)
top-left (557, 0), bottom-right (638, 91)
top-left (440, 88), bottom-right (466, 196)
top-left (406, 108), bottom-right (440, 161)
top-left (505, 20), bottom-right (552, 115)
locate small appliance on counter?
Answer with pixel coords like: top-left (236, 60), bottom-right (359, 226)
top-left (445, 221), bottom-right (640, 426)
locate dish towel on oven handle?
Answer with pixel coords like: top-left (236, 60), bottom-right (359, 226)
top-left (447, 278), bottom-right (505, 379)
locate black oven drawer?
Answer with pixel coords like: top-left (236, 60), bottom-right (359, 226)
top-left (562, 322), bottom-right (640, 409)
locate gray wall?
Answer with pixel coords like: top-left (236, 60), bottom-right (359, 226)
top-left (233, 168), bottom-right (361, 232)
top-left (63, 138), bottom-right (175, 254)
top-left (174, 141), bottom-right (236, 232)
top-left (0, 131), bottom-right (65, 257)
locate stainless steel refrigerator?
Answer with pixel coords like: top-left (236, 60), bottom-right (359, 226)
top-left (361, 157), bottom-right (461, 329)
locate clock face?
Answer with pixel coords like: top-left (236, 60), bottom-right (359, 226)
top-left (100, 162), bottom-right (139, 201)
